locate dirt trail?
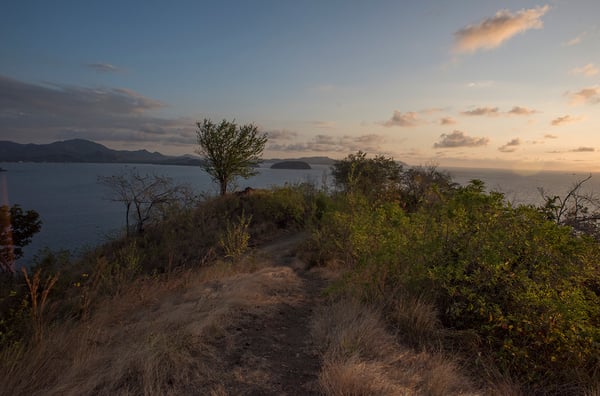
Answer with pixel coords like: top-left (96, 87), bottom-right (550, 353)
top-left (216, 232), bottom-right (329, 395)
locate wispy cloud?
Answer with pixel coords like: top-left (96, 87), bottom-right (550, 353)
top-left (498, 138), bottom-right (521, 152)
top-left (0, 74), bottom-right (199, 146)
top-left (571, 147), bottom-right (595, 152)
top-left (383, 111), bottom-right (423, 127)
top-left (568, 86), bottom-right (600, 105)
top-left (461, 107), bottom-right (500, 116)
top-left (267, 129), bottom-right (298, 140)
top-left (544, 134), bottom-right (558, 139)
top-left (434, 130), bottom-right (489, 148)
top-left (269, 134), bottom-right (386, 154)
top-left (453, 5), bottom-right (549, 53)
top-left (440, 117), bottom-right (457, 125)
top-left (85, 63), bottom-right (120, 73)
top-left (570, 63), bottom-right (599, 77)
top-left (551, 115), bottom-right (583, 126)
top-left (507, 106), bottom-right (538, 116)
top-left (564, 32), bottom-right (587, 46)
top-left (467, 80), bottom-right (495, 88)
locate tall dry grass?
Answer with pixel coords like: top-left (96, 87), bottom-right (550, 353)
top-left (311, 298), bottom-right (481, 396)
top-left (1, 250), bottom-right (303, 396)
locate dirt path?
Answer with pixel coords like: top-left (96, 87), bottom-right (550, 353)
top-left (216, 232), bottom-right (328, 395)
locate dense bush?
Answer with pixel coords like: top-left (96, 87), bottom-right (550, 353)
top-left (311, 179), bottom-right (600, 393)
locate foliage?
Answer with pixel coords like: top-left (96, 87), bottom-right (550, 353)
top-left (331, 151), bottom-right (402, 201)
top-left (98, 170), bottom-right (189, 235)
top-left (399, 164), bottom-right (457, 211)
top-left (196, 118), bottom-right (268, 195)
top-left (311, 179), bottom-right (600, 393)
top-left (219, 211), bottom-right (252, 260)
top-left (0, 205), bottom-right (42, 273)
top-left (21, 267), bottom-right (59, 343)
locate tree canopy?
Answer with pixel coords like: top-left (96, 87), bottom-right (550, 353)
top-left (331, 151), bottom-right (402, 200)
top-left (196, 119), bottom-right (267, 195)
top-left (0, 205), bottom-right (42, 272)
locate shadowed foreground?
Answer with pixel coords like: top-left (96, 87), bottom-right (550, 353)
top-left (1, 232), bottom-right (486, 395)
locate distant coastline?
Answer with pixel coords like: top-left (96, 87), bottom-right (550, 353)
top-left (270, 161), bottom-right (311, 170)
top-left (0, 139), bottom-right (337, 167)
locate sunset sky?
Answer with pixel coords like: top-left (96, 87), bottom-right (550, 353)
top-left (1, 1), bottom-right (599, 171)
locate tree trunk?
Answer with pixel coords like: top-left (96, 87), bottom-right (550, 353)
top-left (220, 179), bottom-right (227, 196)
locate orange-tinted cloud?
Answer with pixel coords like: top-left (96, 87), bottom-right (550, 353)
top-left (434, 130), bottom-right (489, 148)
top-left (454, 5), bottom-right (549, 53)
top-left (461, 107), bottom-right (500, 116)
top-left (570, 64), bottom-right (599, 77)
top-left (440, 117), bottom-right (457, 125)
top-left (498, 138), bottom-right (521, 152)
top-left (568, 86), bottom-right (600, 105)
top-left (507, 106), bottom-right (538, 115)
top-left (551, 115), bottom-right (583, 126)
top-left (383, 111), bottom-right (423, 127)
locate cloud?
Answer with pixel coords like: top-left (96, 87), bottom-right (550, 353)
top-left (498, 138), bottom-right (521, 152)
top-left (0, 74), bottom-right (199, 147)
top-left (571, 147), bottom-right (595, 152)
top-left (433, 130), bottom-right (489, 148)
top-left (269, 134), bottom-right (386, 154)
top-left (267, 129), bottom-right (298, 140)
top-left (564, 32), bottom-right (586, 46)
top-left (507, 106), bottom-right (538, 116)
top-left (440, 117), bottom-right (457, 125)
top-left (544, 134), bottom-right (558, 139)
top-left (467, 80), bottom-right (495, 88)
top-left (461, 107), bottom-right (500, 116)
top-left (85, 63), bottom-right (120, 73)
top-left (551, 115), bottom-right (583, 126)
top-left (568, 86), bottom-right (600, 105)
top-left (570, 63), bottom-right (599, 77)
top-left (453, 5), bottom-right (549, 53)
top-left (383, 111), bottom-right (423, 127)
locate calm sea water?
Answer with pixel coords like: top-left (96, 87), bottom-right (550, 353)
top-left (1, 162), bottom-right (330, 264)
top-left (1, 162), bottom-right (599, 265)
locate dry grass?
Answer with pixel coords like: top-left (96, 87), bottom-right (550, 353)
top-left (0, 253), bottom-right (303, 396)
top-left (311, 298), bottom-right (481, 396)
top-left (387, 293), bottom-right (441, 348)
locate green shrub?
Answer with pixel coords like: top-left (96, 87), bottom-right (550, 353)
top-left (313, 181), bottom-right (600, 392)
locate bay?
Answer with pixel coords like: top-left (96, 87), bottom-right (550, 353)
top-left (2, 162), bottom-right (600, 265)
top-left (1, 162), bottom-right (330, 264)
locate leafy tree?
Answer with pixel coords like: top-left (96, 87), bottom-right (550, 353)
top-left (400, 164), bottom-right (456, 211)
top-left (0, 205), bottom-right (42, 272)
top-left (98, 170), bottom-right (188, 235)
top-left (196, 118), bottom-right (268, 195)
top-left (331, 151), bottom-right (402, 200)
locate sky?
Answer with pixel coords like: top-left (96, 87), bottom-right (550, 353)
top-left (1, 0), bottom-right (599, 171)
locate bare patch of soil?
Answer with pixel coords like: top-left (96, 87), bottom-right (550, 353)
top-left (213, 232), bottom-right (329, 395)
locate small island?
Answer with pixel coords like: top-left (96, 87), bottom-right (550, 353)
top-left (270, 161), bottom-right (311, 170)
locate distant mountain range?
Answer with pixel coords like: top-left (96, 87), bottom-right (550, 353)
top-left (0, 139), bottom-right (337, 166)
top-left (0, 139), bottom-right (204, 166)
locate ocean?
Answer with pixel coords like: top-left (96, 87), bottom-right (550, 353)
top-left (1, 162), bottom-right (599, 265)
